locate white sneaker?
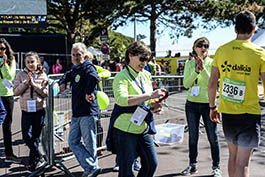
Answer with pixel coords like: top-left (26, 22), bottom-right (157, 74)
top-left (35, 157), bottom-right (47, 170)
top-left (113, 165), bottom-right (119, 172)
top-left (87, 168), bottom-right (101, 177)
top-left (212, 168), bottom-right (222, 177)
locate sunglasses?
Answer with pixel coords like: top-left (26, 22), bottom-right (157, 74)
top-left (197, 43), bottom-right (209, 49)
top-left (0, 47), bottom-right (6, 51)
top-left (139, 56), bottom-right (149, 62)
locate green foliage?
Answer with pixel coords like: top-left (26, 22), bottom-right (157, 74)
top-left (194, 0), bottom-right (265, 29)
top-left (88, 30), bottom-right (134, 60)
top-left (108, 31), bottom-right (134, 59)
top-left (45, 0), bottom-right (136, 53)
top-left (6, 0), bottom-right (265, 59)
top-left (112, 1), bottom-right (205, 55)
top-left (137, 34), bottom-right (147, 41)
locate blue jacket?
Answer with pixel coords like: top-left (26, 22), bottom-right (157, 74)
top-left (106, 104), bottom-right (156, 154)
top-left (59, 60), bottom-right (99, 117)
top-left (0, 97), bottom-right (6, 125)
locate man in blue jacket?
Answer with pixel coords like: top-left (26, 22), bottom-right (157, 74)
top-left (59, 42), bottom-right (101, 177)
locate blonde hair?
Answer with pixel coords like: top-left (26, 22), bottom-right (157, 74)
top-left (191, 37), bottom-right (209, 57)
top-left (85, 50), bottom-right (93, 61)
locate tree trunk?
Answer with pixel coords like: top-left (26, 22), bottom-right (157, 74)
top-left (150, 4), bottom-right (156, 57)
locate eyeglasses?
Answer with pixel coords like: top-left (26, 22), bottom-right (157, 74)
top-left (0, 47), bottom-right (6, 51)
top-left (139, 56), bottom-right (149, 62)
top-left (197, 43), bottom-right (209, 49)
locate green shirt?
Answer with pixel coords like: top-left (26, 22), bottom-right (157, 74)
top-left (147, 61), bottom-right (157, 75)
top-left (95, 65), bottom-right (111, 91)
top-left (183, 56), bottom-right (212, 103)
top-left (0, 60), bottom-right (16, 96)
top-left (95, 65), bottom-right (111, 79)
top-left (113, 66), bottom-right (153, 134)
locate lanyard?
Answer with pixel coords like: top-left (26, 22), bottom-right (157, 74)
top-left (0, 63), bottom-right (3, 79)
top-left (194, 62), bottom-right (198, 85)
top-left (126, 66), bottom-right (145, 94)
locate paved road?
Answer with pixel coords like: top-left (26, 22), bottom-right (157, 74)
top-left (0, 91), bottom-right (265, 177)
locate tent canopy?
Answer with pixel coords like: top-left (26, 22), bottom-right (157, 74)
top-left (87, 46), bottom-right (102, 56)
top-left (252, 29), bottom-right (265, 48)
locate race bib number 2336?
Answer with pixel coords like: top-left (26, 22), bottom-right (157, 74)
top-left (221, 78), bottom-right (246, 104)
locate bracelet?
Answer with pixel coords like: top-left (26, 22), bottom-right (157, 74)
top-left (195, 70), bottom-right (200, 74)
top-left (210, 105), bottom-right (217, 110)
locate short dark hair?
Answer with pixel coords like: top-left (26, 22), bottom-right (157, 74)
top-left (235, 10), bottom-right (256, 34)
top-left (125, 41), bottom-right (151, 65)
top-left (114, 57), bottom-right (120, 63)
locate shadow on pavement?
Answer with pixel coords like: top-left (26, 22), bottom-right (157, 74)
top-left (101, 167), bottom-right (115, 174)
top-left (157, 174), bottom-right (213, 177)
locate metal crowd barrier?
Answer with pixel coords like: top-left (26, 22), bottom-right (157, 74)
top-left (44, 75), bottom-right (184, 152)
top-left (0, 74), bottom-right (185, 176)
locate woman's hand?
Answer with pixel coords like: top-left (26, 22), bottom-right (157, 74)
top-left (27, 72), bottom-right (33, 85)
top-left (151, 101), bottom-right (163, 112)
top-left (195, 56), bottom-right (204, 72)
top-left (2, 53), bottom-right (7, 66)
top-left (150, 88), bottom-right (167, 99)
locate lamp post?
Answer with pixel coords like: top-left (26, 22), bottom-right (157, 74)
top-left (134, 14), bottom-right (137, 41)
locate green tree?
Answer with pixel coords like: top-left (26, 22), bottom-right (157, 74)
top-left (46, 1), bottom-right (125, 50)
top-left (114, 1), bottom-right (265, 56)
top-left (46, 0), bottom-right (89, 50)
top-left (191, 1), bottom-right (265, 31)
top-left (88, 30), bottom-right (134, 60)
top-left (113, 1), bottom-right (207, 56)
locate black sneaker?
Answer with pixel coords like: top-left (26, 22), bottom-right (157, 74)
top-left (35, 157), bottom-right (47, 170)
top-left (4, 155), bottom-right (22, 164)
top-left (26, 163), bottom-right (36, 172)
top-left (181, 165), bottom-right (198, 175)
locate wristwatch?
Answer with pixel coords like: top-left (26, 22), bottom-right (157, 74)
top-left (210, 105), bottom-right (217, 110)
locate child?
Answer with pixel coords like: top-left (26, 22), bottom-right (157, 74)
top-left (52, 58), bottom-right (63, 74)
top-left (13, 51), bottom-right (48, 171)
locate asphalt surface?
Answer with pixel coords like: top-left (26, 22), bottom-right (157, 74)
top-left (0, 90), bottom-right (265, 177)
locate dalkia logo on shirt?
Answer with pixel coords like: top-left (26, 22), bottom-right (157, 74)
top-left (221, 61), bottom-right (251, 72)
top-left (221, 61), bottom-right (231, 72)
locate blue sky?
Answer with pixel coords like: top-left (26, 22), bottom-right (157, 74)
top-left (115, 20), bottom-right (236, 57)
